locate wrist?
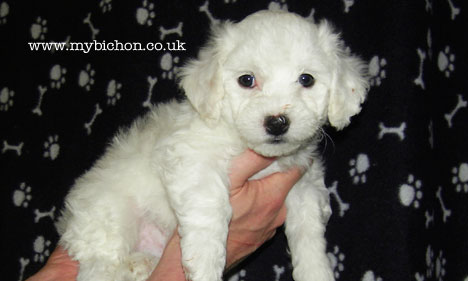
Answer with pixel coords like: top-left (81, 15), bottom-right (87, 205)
top-left (148, 233), bottom-right (186, 281)
top-left (225, 236), bottom-right (259, 271)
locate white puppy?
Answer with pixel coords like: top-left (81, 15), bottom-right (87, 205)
top-left (57, 10), bottom-right (368, 281)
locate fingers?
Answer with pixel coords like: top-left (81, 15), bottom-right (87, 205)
top-left (229, 149), bottom-right (275, 187)
top-left (25, 246), bottom-right (78, 281)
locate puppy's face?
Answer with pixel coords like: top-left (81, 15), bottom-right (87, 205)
top-left (180, 11), bottom-right (368, 157)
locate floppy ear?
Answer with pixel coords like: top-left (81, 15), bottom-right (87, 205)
top-left (317, 21), bottom-right (369, 130)
top-left (178, 24), bottom-right (228, 126)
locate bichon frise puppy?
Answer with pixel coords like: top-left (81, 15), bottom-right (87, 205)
top-left (57, 10), bottom-right (368, 281)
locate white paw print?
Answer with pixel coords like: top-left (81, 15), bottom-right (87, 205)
top-left (227, 269), bottom-right (246, 281)
top-left (362, 270), bottom-right (383, 281)
top-left (452, 163), bottom-right (468, 193)
top-left (13, 182), bottom-right (32, 208)
top-left (33, 236), bottom-right (51, 263)
top-left (328, 245), bottom-right (345, 279)
top-left (0, 1), bottom-right (9, 25)
top-left (399, 174), bottom-right (423, 209)
top-left (136, 0), bottom-right (155, 26)
top-left (349, 153), bottom-right (370, 184)
top-left (426, 245), bottom-right (435, 278)
top-left (435, 251), bottom-right (446, 281)
top-left (369, 55), bottom-right (387, 87)
top-left (0, 86), bottom-right (14, 111)
top-left (78, 64), bottom-right (95, 91)
top-left (160, 52), bottom-right (180, 79)
top-left (30, 16), bottom-right (48, 40)
top-left (268, 0), bottom-right (288, 11)
top-left (43, 135), bottom-right (60, 160)
top-left (106, 79), bottom-right (122, 106)
top-left (438, 46), bottom-right (455, 77)
top-left (100, 0), bottom-right (112, 13)
top-left (50, 64), bottom-right (67, 89)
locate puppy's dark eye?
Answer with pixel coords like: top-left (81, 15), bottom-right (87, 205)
top-left (298, 74), bottom-right (315, 88)
top-left (238, 74), bottom-right (256, 88)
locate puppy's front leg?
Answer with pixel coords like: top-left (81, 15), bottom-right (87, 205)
top-left (285, 167), bottom-right (334, 281)
top-left (165, 162), bottom-right (231, 281)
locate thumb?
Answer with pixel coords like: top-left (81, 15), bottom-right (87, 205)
top-left (229, 149), bottom-right (275, 188)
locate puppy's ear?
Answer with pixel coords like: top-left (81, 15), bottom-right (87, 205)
top-left (178, 24), bottom-right (229, 126)
top-left (318, 21), bottom-right (369, 130)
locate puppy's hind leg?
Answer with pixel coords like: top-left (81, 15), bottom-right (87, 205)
top-left (59, 196), bottom-right (150, 281)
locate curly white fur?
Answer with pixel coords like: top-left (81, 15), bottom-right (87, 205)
top-left (57, 10), bottom-right (368, 281)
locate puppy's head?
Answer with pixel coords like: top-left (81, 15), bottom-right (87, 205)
top-left (180, 11), bottom-right (368, 157)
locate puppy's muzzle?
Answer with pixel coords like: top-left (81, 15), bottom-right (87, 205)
top-left (264, 115), bottom-right (290, 136)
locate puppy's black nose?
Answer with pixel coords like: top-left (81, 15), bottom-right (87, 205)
top-left (264, 115), bottom-right (290, 136)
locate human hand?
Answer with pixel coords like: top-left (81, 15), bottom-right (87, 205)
top-left (25, 246), bottom-right (78, 281)
top-left (225, 149), bottom-right (303, 269)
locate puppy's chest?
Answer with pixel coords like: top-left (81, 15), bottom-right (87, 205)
top-left (249, 144), bottom-right (318, 180)
top-left (250, 154), bottom-right (312, 180)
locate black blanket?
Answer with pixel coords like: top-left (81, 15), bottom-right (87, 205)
top-left (2, 1), bottom-right (467, 280)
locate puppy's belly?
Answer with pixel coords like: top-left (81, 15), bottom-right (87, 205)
top-left (136, 221), bottom-right (169, 258)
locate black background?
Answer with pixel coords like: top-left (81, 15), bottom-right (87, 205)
top-left (1, 0), bottom-right (467, 280)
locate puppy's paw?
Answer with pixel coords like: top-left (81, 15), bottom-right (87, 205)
top-left (293, 267), bottom-right (335, 281)
top-left (120, 252), bottom-right (159, 281)
top-left (183, 255), bottom-right (224, 281)
top-left (181, 240), bottom-right (225, 281)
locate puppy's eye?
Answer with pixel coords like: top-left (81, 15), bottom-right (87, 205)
top-left (298, 74), bottom-right (315, 88)
top-left (238, 74), bottom-right (256, 88)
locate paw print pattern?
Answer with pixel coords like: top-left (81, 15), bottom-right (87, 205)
top-left (33, 236), bottom-right (51, 263)
top-left (227, 269), bottom-right (246, 281)
top-left (362, 270), bottom-right (383, 281)
top-left (426, 245), bottom-right (435, 278)
top-left (452, 163), bottom-right (468, 193)
top-left (106, 79), bottom-right (122, 106)
top-left (268, 0), bottom-right (288, 11)
top-left (0, 86), bottom-right (14, 111)
top-left (43, 135), bottom-right (60, 160)
top-left (13, 182), bottom-right (32, 208)
top-left (435, 251), bottom-right (446, 281)
top-left (327, 245), bottom-right (345, 279)
top-left (100, 0), bottom-right (112, 13)
top-left (160, 52), bottom-right (180, 79)
top-left (438, 46), bottom-right (455, 77)
top-left (78, 64), bottom-right (95, 91)
top-left (369, 55), bottom-right (387, 87)
top-left (136, 0), bottom-right (155, 26)
top-left (0, 1), bottom-right (9, 25)
top-left (349, 153), bottom-right (370, 184)
top-left (399, 174), bottom-right (423, 208)
top-left (30, 16), bottom-right (48, 40)
top-left (50, 64), bottom-right (67, 89)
